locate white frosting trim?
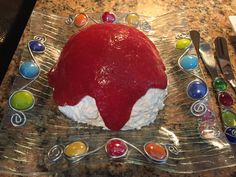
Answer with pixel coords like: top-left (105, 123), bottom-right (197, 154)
top-left (59, 88), bottom-right (167, 130)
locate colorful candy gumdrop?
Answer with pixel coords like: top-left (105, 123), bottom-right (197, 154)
top-left (64, 141), bottom-right (88, 157)
top-left (105, 138), bottom-right (128, 158)
top-left (213, 77), bottom-right (227, 91)
top-left (179, 55), bottom-right (198, 71)
top-left (125, 13), bottom-right (140, 27)
top-left (74, 13), bottom-right (88, 27)
top-left (28, 40), bottom-right (45, 53)
top-left (19, 60), bottom-right (40, 79)
top-left (9, 90), bottom-right (35, 111)
top-left (144, 142), bottom-right (168, 163)
top-left (222, 110), bottom-right (236, 127)
top-left (176, 38), bottom-right (191, 49)
top-left (218, 92), bottom-right (233, 107)
top-left (187, 79), bottom-right (208, 100)
top-left (225, 127), bottom-right (236, 144)
top-left (202, 108), bottom-right (215, 121)
top-left (101, 12), bottom-right (116, 23)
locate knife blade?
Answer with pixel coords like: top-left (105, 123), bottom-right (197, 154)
top-left (190, 30), bottom-right (201, 59)
top-left (214, 37), bottom-right (236, 93)
top-left (199, 43), bottom-right (219, 80)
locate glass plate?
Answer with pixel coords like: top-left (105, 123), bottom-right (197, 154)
top-left (0, 11), bottom-right (236, 175)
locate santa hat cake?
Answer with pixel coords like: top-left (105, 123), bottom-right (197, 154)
top-left (48, 23), bottom-right (167, 131)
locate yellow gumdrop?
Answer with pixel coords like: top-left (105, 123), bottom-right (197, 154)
top-left (64, 141), bottom-right (88, 157)
top-left (125, 13), bottom-right (139, 27)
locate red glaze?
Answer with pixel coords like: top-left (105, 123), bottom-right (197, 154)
top-left (48, 23), bottom-right (167, 131)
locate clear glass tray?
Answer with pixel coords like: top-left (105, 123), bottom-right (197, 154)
top-left (0, 11), bottom-right (235, 175)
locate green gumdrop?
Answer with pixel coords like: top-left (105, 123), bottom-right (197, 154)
top-left (176, 38), bottom-right (191, 49)
top-left (10, 90), bottom-right (34, 111)
top-left (213, 77), bottom-right (227, 91)
top-left (222, 110), bottom-right (236, 127)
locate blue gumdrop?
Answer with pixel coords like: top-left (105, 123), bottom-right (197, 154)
top-left (187, 79), bottom-right (208, 100)
top-left (29, 40), bottom-right (45, 53)
top-left (19, 60), bottom-right (40, 79)
top-left (225, 127), bottom-right (236, 144)
top-left (180, 55), bottom-right (198, 70)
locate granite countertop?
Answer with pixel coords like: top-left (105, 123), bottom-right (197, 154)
top-left (1, 0), bottom-right (236, 176)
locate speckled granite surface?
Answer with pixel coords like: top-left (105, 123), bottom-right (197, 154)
top-left (1, 0), bottom-right (236, 176)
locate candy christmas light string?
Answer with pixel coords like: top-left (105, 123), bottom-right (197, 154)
top-left (8, 35), bottom-right (46, 127)
top-left (175, 32), bottom-right (222, 140)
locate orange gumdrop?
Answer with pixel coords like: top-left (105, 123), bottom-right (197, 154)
top-left (74, 13), bottom-right (88, 27)
top-left (144, 142), bottom-right (167, 160)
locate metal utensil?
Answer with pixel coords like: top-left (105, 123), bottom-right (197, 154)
top-left (190, 30), bottom-right (201, 59)
top-left (199, 42), bottom-right (228, 92)
top-left (200, 41), bottom-right (236, 145)
top-left (199, 43), bottom-right (219, 79)
top-left (215, 37), bottom-right (236, 93)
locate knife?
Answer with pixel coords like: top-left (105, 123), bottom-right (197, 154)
top-left (199, 42), bottom-right (236, 142)
top-left (190, 30), bottom-right (201, 60)
top-left (214, 37), bottom-right (236, 93)
top-left (199, 43), bottom-right (219, 80)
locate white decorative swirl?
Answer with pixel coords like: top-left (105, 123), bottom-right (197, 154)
top-left (231, 129), bottom-right (236, 137)
top-left (175, 32), bottom-right (189, 39)
top-left (48, 145), bottom-right (64, 162)
top-left (11, 112), bottom-right (26, 127)
top-left (190, 100), bottom-right (208, 117)
top-left (141, 21), bottom-right (151, 32)
top-left (34, 35), bottom-right (47, 43)
top-left (65, 15), bottom-right (74, 25)
top-left (166, 144), bottom-right (179, 155)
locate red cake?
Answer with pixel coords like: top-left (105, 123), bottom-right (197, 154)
top-left (48, 23), bottom-right (167, 131)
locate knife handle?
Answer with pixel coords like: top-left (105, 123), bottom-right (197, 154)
top-left (228, 79), bottom-right (236, 94)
